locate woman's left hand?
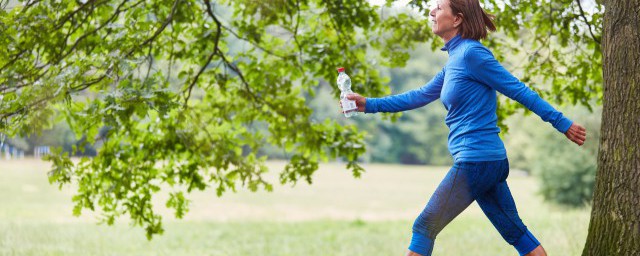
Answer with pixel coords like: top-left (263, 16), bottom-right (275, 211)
top-left (565, 123), bottom-right (587, 146)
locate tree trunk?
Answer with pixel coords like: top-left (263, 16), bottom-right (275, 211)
top-left (582, 0), bottom-right (640, 255)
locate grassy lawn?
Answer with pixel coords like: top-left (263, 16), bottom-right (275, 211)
top-left (0, 159), bottom-right (589, 255)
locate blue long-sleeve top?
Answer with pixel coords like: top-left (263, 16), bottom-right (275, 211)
top-left (365, 35), bottom-right (573, 162)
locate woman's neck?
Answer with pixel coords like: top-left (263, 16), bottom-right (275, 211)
top-left (441, 31), bottom-right (459, 44)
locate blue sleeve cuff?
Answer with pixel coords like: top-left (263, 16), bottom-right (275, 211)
top-left (555, 118), bottom-right (573, 134)
top-left (514, 229), bottom-right (541, 256)
top-left (364, 98), bottom-right (377, 113)
top-left (408, 232), bottom-right (434, 256)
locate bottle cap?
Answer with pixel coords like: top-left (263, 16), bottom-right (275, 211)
top-left (337, 67), bottom-right (345, 72)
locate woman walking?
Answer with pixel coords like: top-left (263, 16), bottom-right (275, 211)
top-left (345, 0), bottom-right (587, 255)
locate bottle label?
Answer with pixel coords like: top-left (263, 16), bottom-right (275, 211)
top-left (341, 99), bottom-right (357, 112)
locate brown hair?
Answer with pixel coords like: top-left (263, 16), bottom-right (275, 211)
top-left (449, 0), bottom-right (496, 40)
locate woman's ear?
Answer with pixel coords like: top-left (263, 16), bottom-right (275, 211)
top-left (454, 13), bottom-right (464, 28)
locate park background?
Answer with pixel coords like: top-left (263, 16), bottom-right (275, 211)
top-left (0, 0), bottom-right (604, 255)
top-left (1, 42), bottom-right (599, 256)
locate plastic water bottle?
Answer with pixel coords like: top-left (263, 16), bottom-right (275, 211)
top-left (337, 67), bottom-right (358, 118)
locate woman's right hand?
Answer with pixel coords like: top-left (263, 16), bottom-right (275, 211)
top-left (339, 93), bottom-right (366, 113)
top-left (564, 123), bottom-right (587, 146)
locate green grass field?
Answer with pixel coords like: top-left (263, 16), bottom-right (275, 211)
top-left (0, 159), bottom-right (590, 255)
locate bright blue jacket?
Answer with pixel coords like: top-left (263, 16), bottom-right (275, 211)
top-left (365, 35), bottom-right (573, 162)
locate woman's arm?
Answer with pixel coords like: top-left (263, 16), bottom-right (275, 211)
top-left (465, 46), bottom-right (586, 145)
top-left (362, 68), bottom-right (446, 113)
top-left (466, 46), bottom-right (571, 131)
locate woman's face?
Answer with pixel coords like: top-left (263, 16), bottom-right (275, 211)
top-left (429, 0), bottom-right (461, 41)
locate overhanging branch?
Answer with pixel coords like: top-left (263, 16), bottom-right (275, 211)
top-left (203, 0), bottom-right (292, 60)
top-left (125, 0), bottom-right (180, 58)
top-left (576, 0), bottom-right (601, 44)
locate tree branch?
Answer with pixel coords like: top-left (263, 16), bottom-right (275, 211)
top-left (290, 0), bottom-right (305, 70)
top-left (58, 0), bottom-right (129, 63)
top-left (0, 64), bottom-right (53, 94)
top-left (183, 51), bottom-right (216, 107)
top-left (57, 0), bottom-right (99, 59)
top-left (324, 2), bottom-right (350, 49)
top-left (70, 69), bottom-right (112, 92)
top-left (575, 0), bottom-right (601, 44)
top-left (202, 0), bottom-right (296, 120)
top-left (53, 0), bottom-right (105, 30)
top-left (0, 49), bottom-right (27, 74)
top-left (19, 0), bottom-right (42, 12)
top-left (166, 30), bottom-right (176, 84)
top-left (1, 93), bottom-right (53, 119)
top-left (144, 42), bottom-right (154, 83)
top-left (181, 0), bottom-right (224, 107)
top-left (203, 0), bottom-right (292, 60)
top-left (1, 57), bottom-right (114, 119)
top-left (222, 24), bottom-right (292, 60)
top-left (125, 0), bottom-right (180, 58)
top-left (203, 0), bottom-right (222, 51)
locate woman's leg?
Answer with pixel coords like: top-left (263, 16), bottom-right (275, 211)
top-left (408, 163), bottom-right (476, 256)
top-left (475, 160), bottom-right (545, 256)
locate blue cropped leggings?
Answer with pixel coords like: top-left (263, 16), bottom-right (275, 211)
top-left (409, 159), bottom-right (540, 256)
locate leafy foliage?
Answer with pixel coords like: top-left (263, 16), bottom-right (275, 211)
top-left (537, 150), bottom-right (596, 207)
top-left (0, 0), bottom-right (432, 238)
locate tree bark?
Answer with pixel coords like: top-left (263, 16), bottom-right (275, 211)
top-left (582, 0), bottom-right (640, 255)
